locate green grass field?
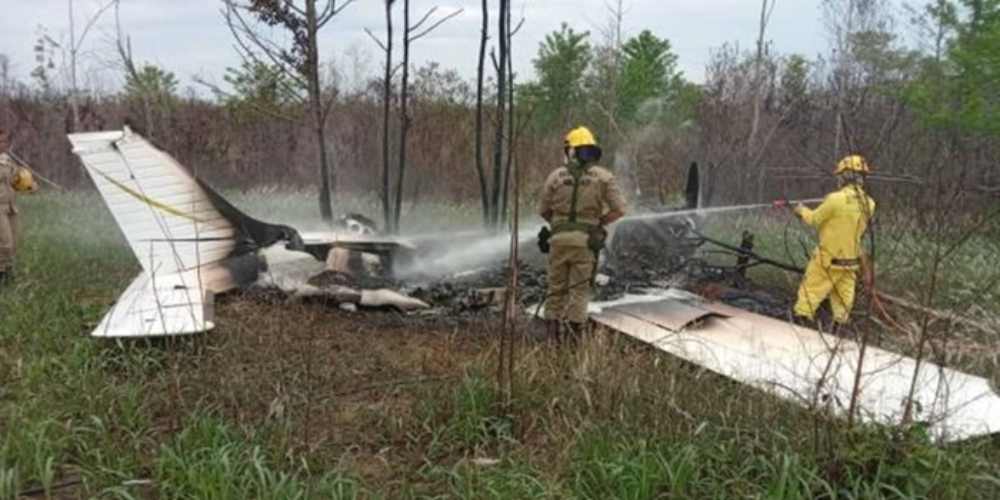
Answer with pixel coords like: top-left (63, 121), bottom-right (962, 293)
top-left (2, 192), bottom-right (1000, 499)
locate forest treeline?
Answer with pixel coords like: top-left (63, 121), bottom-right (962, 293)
top-left (0, 0), bottom-right (997, 227)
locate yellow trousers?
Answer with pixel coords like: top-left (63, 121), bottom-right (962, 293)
top-left (545, 244), bottom-right (595, 324)
top-left (794, 255), bottom-right (857, 324)
top-left (0, 207), bottom-right (17, 273)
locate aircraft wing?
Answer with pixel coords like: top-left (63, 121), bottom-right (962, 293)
top-left (91, 271), bottom-right (214, 338)
top-left (298, 231), bottom-right (417, 262)
top-left (588, 291), bottom-right (1000, 443)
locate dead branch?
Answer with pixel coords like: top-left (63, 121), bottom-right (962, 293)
top-left (319, 0), bottom-right (356, 26)
top-left (410, 8), bottom-right (463, 42)
top-left (363, 27), bottom-right (388, 52)
top-left (222, 2), bottom-right (309, 90)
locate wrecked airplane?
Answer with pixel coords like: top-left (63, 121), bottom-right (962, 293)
top-left (68, 128), bottom-right (428, 338)
top-left (68, 128), bottom-right (1000, 444)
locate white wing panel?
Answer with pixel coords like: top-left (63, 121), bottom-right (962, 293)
top-left (68, 129), bottom-right (237, 274)
top-left (592, 294), bottom-right (1000, 443)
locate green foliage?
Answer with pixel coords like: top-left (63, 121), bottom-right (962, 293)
top-left (223, 61), bottom-right (300, 116)
top-left (571, 430), bottom-right (689, 499)
top-left (155, 415), bottom-right (362, 500)
top-left (423, 461), bottom-right (555, 499)
top-left (618, 30), bottom-right (684, 124)
top-left (946, 0), bottom-right (1000, 134)
top-left (906, 0), bottom-right (1000, 135)
top-left (448, 374), bottom-right (511, 450)
top-left (124, 64), bottom-right (178, 103)
top-left (848, 30), bottom-right (920, 88)
top-left (780, 54), bottom-right (811, 108)
top-left (522, 23), bottom-right (592, 131)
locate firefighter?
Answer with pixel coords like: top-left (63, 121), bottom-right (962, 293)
top-left (0, 128), bottom-right (38, 284)
top-left (792, 154), bottom-right (876, 326)
top-left (538, 126), bottom-right (627, 341)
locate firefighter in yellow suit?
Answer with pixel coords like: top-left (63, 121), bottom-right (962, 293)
top-left (793, 155), bottom-right (876, 325)
top-left (538, 126), bottom-right (627, 341)
top-left (0, 128), bottom-right (39, 284)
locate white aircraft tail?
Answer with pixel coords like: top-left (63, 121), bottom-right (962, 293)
top-left (69, 127), bottom-right (413, 337)
top-left (69, 128), bottom-right (297, 337)
top-left (68, 129), bottom-right (238, 276)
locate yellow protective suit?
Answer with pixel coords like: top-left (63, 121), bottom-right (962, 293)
top-left (793, 184), bottom-right (875, 323)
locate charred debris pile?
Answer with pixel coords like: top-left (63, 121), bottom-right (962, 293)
top-left (256, 214), bottom-right (794, 322)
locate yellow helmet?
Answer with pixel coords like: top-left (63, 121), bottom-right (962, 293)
top-left (12, 167), bottom-right (35, 192)
top-left (564, 126), bottom-right (598, 148)
top-left (834, 155), bottom-right (871, 175)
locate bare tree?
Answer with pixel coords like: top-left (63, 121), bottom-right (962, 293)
top-left (113, 2), bottom-right (156, 138)
top-left (474, 0), bottom-right (490, 226)
top-left (366, 0), bottom-right (395, 232)
top-left (748, 0), bottom-right (776, 156)
top-left (489, 0), bottom-right (510, 228)
top-left (499, 10), bottom-right (525, 222)
top-left (368, 2), bottom-right (461, 233)
top-left (66, 0), bottom-right (118, 131)
top-left (596, 0), bottom-right (628, 153)
top-left (222, 0), bottom-right (355, 223)
top-left (393, 4), bottom-right (463, 232)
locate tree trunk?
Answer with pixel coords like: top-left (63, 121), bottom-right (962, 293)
top-left (750, 0), bottom-right (770, 203)
top-left (381, 0), bottom-right (394, 232)
top-left (474, 0), bottom-right (490, 227)
top-left (393, 0), bottom-right (411, 234)
top-left (307, 0), bottom-right (333, 222)
top-left (68, 0), bottom-right (80, 132)
top-left (500, 4), bottom-right (515, 223)
top-left (748, 0), bottom-right (768, 157)
top-left (490, 0), bottom-right (509, 229)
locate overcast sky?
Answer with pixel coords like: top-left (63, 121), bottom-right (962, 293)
top-left (1, 0), bottom-right (894, 94)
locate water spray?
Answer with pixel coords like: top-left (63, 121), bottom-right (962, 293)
top-left (399, 198), bottom-right (824, 280)
top-left (618, 198), bottom-right (824, 223)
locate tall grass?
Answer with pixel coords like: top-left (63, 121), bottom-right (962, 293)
top-left (153, 414), bottom-right (362, 500)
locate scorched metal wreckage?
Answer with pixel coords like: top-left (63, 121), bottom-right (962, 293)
top-left (68, 127), bottom-right (1000, 444)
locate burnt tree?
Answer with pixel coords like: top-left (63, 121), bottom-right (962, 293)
top-left (223, 0), bottom-right (355, 223)
top-left (393, 4), bottom-right (463, 233)
top-left (474, 0), bottom-right (490, 226)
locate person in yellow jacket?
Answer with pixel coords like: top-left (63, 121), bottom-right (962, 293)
top-left (792, 154), bottom-right (876, 326)
top-left (0, 127), bottom-right (39, 284)
top-left (538, 126), bottom-right (627, 342)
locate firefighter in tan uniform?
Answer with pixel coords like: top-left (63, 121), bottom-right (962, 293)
top-left (0, 128), bottom-right (38, 284)
top-left (538, 126), bottom-right (626, 341)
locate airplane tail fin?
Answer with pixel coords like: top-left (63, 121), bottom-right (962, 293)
top-left (68, 127), bottom-right (298, 337)
top-left (68, 128), bottom-right (240, 277)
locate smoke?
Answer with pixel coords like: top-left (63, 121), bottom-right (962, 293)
top-left (396, 223), bottom-right (546, 281)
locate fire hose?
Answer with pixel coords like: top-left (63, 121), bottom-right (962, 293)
top-left (6, 149), bottom-right (65, 191)
top-left (692, 223), bottom-right (995, 335)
